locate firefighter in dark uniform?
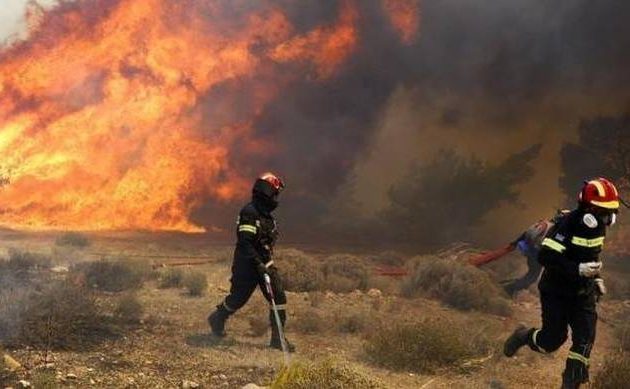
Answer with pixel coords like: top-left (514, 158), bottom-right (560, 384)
top-left (502, 210), bottom-right (570, 297)
top-left (504, 178), bottom-right (620, 388)
top-left (207, 172), bottom-right (294, 352)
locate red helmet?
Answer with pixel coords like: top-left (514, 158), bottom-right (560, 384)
top-left (578, 178), bottom-right (619, 210)
top-left (259, 172), bottom-right (285, 193)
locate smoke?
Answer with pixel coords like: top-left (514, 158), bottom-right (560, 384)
top-left (0, 0), bottom-right (629, 248)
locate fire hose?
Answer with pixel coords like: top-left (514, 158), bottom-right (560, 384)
top-left (263, 272), bottom-right (291, 366)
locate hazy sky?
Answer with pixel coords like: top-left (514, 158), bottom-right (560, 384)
top-left (0, 0), bottom-right (56, 43)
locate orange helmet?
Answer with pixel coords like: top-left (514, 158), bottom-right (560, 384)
top-left (259, 172), bottom-right (285, 193)
top-left (578, 178), bottom-right (619, 210)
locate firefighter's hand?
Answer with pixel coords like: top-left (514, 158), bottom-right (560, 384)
top-left (256, 261), bottom-right (269, 276)
top-left (579, 262), bottom-right (602, 278)
top-left (594, 277), bottom-right (607, 296)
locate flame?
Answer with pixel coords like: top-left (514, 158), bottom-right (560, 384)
top-left (382, 0), bottom-right (420, 44)
top-left (0, 0), bottom-right (417, 232)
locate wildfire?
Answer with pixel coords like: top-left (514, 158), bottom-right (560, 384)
top-left (382, 0), bottom-right (420, 44)
top-left (0, 0), bottom-right (419, 232)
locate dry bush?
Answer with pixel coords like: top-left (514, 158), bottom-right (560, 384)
top-left (335, 309), bottom-right (371, 334)
top-left (292, 308), bottom-right (326, 334)
top-left (9, 282), bottom-right (113, 350)
top-left (617, 323), bottom-right (630, 352)
top-left (158, 268), bottom-right (184, 289)
top-left (74, 258), bottom-right (151, 292)
top-left (55, 232), bottom-right (91, 248)
top-left (364, 319), bottom-right (491, 374)
top-left (114, 293), bottom-right (144, 324)
top-left (592, 352), bottom-right (630, 389)
top-left (241, 300), bottom-right (269, 337)
top-left (402, 256), bottom-right (512, 316)
top-left (0, 249), bottom-right (51, 281)
top-left (604, 274), bottom-right (630, 300)
top-left (308, 291), bottom-right (324, 308)
top-left (322, 254), bottom-right (370, 293)
top-left (0, 284), bottom-right (33, 342)
top-left (183, 271), bottom-right (208, 296)
top-left (271, 359), bottom-right (384, 389)
top-left (276, 249), bottom-right (323, 292)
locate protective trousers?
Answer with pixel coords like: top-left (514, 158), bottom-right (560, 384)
top-left (220, 257), bottom-right (287, 323)
top-left (527, 292), bottom-right (597, 386)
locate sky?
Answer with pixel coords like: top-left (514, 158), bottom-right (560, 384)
top-left (0, 0), bottom-right (56, 43)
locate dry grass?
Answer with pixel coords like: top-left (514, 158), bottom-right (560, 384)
top-left (335, 308), bottom-right (371, 334)
top-left (183, 271), bottom-right (208, 296)
top-left (592, 352), bottom-right (630, 389)
top-left (114, 293), bottom-right (144, 324)
top-left (617, 323), bottom-right (630, 352)
top-left (402, 256), bottom-right (512, 316)
top-left (322, 254), bottom-right (370, 293)
top-left (158, 268), bottom-right (185, 289)
top-left (292, 308), bottom-right (326, 334)
top-left (271, 359), bottom-right (384, 389)
top-left (276, 249), bottom-right (323, 292)
top-left (74, 258), bottom-right (152, 292)
top-left (55, 232), bottom-right (91, 248)
top-left (9, 282), bottom-right (114, 350)
top-left (277, 250), bottom-right (374, 293)
top-left (364, 318), bottom-right (492, 374)
top-left (0, 249), bottom-right (51, 281)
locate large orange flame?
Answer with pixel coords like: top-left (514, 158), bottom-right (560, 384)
top-left (0, 0), bottom-right (418, 232)
top-left (382, 0), bottom-right (420, 44)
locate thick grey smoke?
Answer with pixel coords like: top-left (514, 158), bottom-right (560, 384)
top-left (194, 0), bottom-right (630, 246)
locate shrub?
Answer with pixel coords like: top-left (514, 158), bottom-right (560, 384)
top-left (11, 282), bottom-right (113, 350)
top-left (75, 258), bottom-right (151, 292)
top-left (335, 309), bottom-right (371, 334)
top-left (322, 255), bottom-right (370, 293)
top-left (364, 319), bottom-right (491, 374)
top-left (0, 286), bottom-right (30, 342)
top-left (276, 249), bottom-right (324, 292)
top-left (55, 232), bottom-right (91, 248)
top-left (114, 293), bottom-right (144, 324)
top-left (271, 359), bottom-right (384, 389)
top-left (617, 323), bottom-right (630, 353)
top-left (592, 352), bottom-right (630, 389)
top-left (402, 256), bottom-right (512, 316)
top-left (293, 309), bottom-right (326, 334)
top-left (158, 268), bottom-right (184, 289)
top-left (0, 249), bottom-right (51, 281)
top-left (242, 301), bottom-right (269, 337)
top-left (184, 272), bottom-right (208, 297)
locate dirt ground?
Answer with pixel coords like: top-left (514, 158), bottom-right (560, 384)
top-left (1, 231), bottom-right (627, 389)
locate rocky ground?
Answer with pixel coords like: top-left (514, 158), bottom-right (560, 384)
top-left (1, 231), bottom-right (628, 388)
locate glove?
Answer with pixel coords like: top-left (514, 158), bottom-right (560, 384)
top-left (256, 261), bottom-right (269, 276)
top-left (594, 277), bottom-right (607, 296)
top-left (578, 261), bottom-right (602, 278)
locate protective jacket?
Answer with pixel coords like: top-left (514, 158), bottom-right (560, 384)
top-left (538, 209), bottom-right (606, 296)
top-left (234, 200), bottom-right (278, 271)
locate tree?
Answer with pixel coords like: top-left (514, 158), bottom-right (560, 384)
top-left (382, 144), bottom-right (541, 250)
top-left (560, 114), bottom-right (630, 204)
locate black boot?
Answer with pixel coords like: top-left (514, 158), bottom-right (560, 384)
top-left (561, 376), bottom-right (580, 389)
top-left (504, 325), bottom-right (531, 357)
top-left (269, 309), bottom-right (295, 352)
top-left (208, 304), bottom-right (231, 337)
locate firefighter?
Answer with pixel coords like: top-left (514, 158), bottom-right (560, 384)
top-left (502, 210), bottom-right (570, 296)
top-left (207, 172), bottom-right (295, 352)
top-left (503, 178), bottom-right (620, 388)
